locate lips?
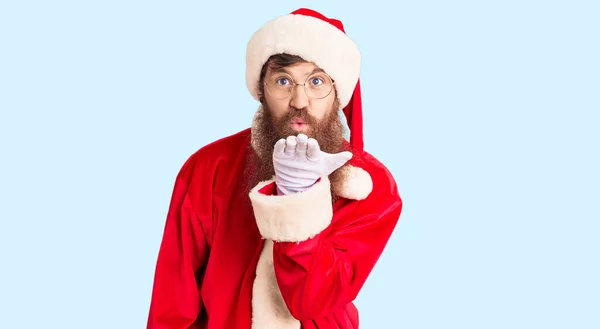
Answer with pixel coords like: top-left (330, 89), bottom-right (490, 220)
top-left (291, 117), bottom-right (306, 124)
top-left (289, 117), bottom-right (308, 132)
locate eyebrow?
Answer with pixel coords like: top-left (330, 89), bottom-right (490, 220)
top-left (271, 67), bottom-right (325, 77)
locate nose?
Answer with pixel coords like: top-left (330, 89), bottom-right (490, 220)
top-left (289, 84), bottom-right (309, 110)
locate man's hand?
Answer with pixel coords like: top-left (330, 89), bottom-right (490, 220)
top-left (273, 134), bottom-right (352, 195)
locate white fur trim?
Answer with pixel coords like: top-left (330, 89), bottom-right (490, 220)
top-left (249, 175), bottom-right (333, 242)
top-left (252, 240), bottom-right (301, 329)
top-left (246, 13), bottom-right (361, 110)
top-left (336, 165), bottom-right (373, 200)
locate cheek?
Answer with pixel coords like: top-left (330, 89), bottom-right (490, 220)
top-left (309, 97), bottom-right (335, 120)
top-left (265, 98), bottom-right (288, 120)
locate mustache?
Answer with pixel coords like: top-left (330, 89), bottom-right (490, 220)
top-left (282, 108), bottom-right (318, 124)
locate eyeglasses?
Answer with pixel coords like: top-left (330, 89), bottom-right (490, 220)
top-left (264, 72), bottom-right (335, 100)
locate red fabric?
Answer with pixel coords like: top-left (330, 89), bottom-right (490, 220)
top-left (342, 80), bottom-right (364, 153)
top-left (146, 128), bottom-right (402, 329)
top-left (291, 8), bottom-right (364, 153)
top-left (257, 182), bottom-right (276, 195)
top-left (291, 8), bottom-right (346, 32)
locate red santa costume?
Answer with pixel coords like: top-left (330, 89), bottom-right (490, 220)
top-left (146, 8), bottom-right (403, 329)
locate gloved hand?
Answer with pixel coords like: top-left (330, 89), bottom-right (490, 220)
top-left (273, 133), bottom-right (352, 195)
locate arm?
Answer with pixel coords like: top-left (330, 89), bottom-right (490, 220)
top-left (249, 165), bottom-right (402, 321)
top-left (147, 173), bottom-right (209, 329)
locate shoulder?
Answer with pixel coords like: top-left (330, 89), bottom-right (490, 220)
top-left (175, 128), bottom-right (252, 184)
top-left (358, 150), bottom-right (397, 186)
top-left (338, 149), bottom-right (401, 202)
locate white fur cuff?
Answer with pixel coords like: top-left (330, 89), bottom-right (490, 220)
top-left (249, 176), bottom-right (333, 242)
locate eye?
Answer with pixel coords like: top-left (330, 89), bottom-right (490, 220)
top-left (276, 77), bottom-right (291, 86)
top-left (310, 77), bottom-right (323, 86)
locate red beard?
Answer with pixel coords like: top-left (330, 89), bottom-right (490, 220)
top-left (245, 102), bottom-right (350, 200)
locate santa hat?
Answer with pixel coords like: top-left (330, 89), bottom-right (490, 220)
top-left (246, 8), bottom-right (364, 152)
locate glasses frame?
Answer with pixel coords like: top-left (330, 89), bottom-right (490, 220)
top-left (264, 72), bottom-right (336, 100)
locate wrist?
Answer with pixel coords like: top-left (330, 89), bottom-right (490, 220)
top-left (276, 180), bottom-right (317, 195)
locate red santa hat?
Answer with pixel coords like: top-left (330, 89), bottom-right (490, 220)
top-left (246, 8), bottom-right (365, 152)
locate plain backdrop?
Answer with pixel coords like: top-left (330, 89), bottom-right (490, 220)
top-left (1, 1), bottom-right (598, 328)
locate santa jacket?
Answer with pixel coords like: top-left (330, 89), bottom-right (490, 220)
top-left (146, 127), bottom-right (403, 329)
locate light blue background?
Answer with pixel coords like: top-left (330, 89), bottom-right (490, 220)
top-left (1, 1), bottom-right (598, 328)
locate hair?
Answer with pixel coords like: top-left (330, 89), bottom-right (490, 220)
top-left (257, 53), bottom-right (307, 104)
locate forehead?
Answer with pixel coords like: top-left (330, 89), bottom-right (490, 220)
top-left (267, 61), bottom-right (325, 78)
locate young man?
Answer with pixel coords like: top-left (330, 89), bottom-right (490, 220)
top-left (146, 8), bottom-right (403, 329)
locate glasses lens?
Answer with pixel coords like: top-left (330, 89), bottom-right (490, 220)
top-left (266, 75), bottom-right (293, 99)
top-left (304, 73), bottom-right (333, 99)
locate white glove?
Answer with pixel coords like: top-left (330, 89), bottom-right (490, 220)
top-left (272, 134), bottom-right (352, 195)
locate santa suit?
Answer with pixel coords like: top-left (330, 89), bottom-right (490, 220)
top-left (146, 8), bottom-right (403, 329)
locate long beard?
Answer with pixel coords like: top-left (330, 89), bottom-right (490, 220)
top-left (245, 103), bottom-right (350, 200)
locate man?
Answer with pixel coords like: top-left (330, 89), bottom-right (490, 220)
top-left (146, 8), bottom-right (403, 329)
